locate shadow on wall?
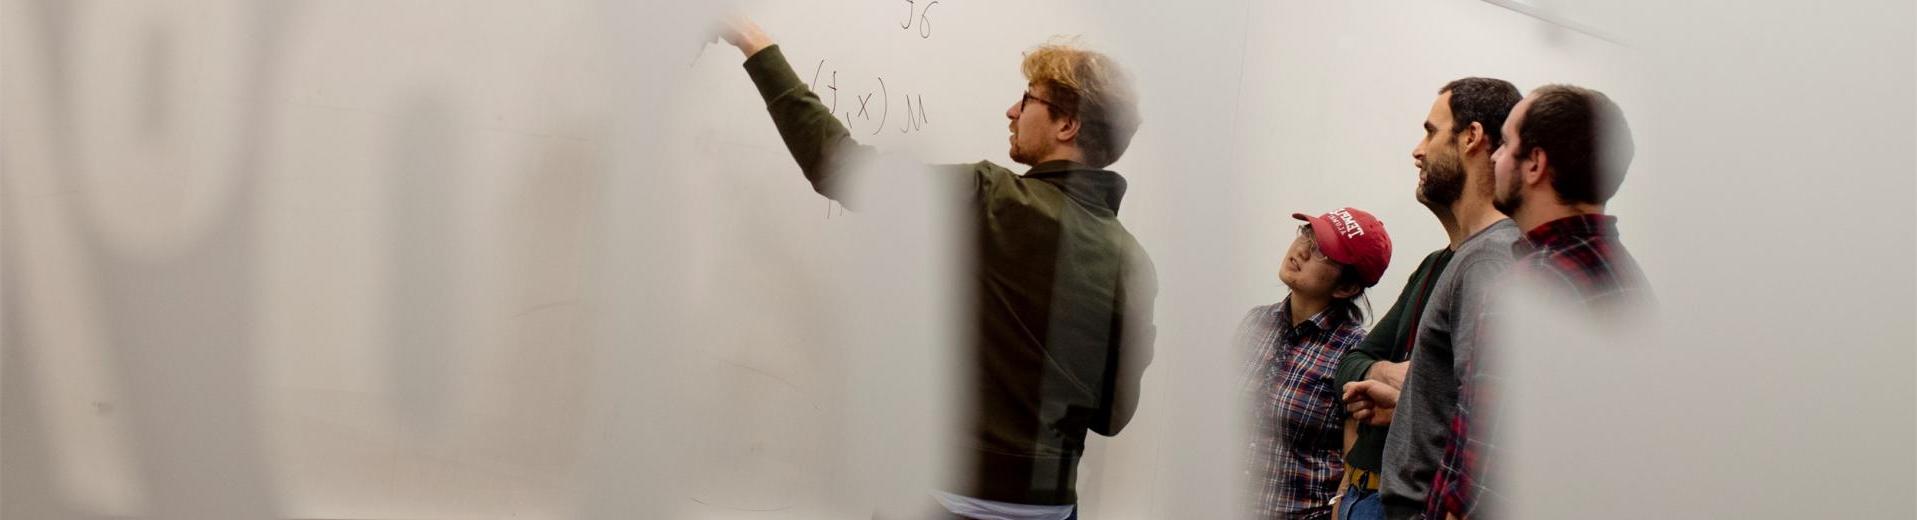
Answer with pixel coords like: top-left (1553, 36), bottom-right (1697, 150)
top-left (385, 97), bottom-right (462, 432)
top-left (2, 1), bottom-right (302, 518)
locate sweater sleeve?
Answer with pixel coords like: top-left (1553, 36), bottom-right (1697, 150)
top-left (1447, 253), bottom-right (1513, 382)
top-left (741, 45), bottom-right (883, 208)
top-left (744, 45), bottom-right (997, 210)
top-left (1335, 251), bottom-right (1438, 388)
top-left (1336, 277), bottom-right (1411, 387)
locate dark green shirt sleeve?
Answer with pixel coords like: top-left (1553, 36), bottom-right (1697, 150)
top-left (1335, 250), bottom-right (1443, 388)
top-left (741, 45), bottom-right (883, 209)
top-left (1335, 278), bottom-right (1409, 388)
top-left (743, 44), bottom-right (991, 208)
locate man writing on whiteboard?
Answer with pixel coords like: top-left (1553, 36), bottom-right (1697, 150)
top-left (720, 16), bottom-right (1157, 520)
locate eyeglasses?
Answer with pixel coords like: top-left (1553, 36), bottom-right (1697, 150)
top-left (1020, 91), bottom-right (1060, 112)
top-left (1295, 224), bottom-right (1330, 262)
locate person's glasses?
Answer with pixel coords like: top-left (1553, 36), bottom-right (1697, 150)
top-left (1296, 224), bottom-right (1330, 262)
top-left (1020, 91), bottom-right (1059, 112)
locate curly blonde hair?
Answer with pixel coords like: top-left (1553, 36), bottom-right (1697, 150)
top-left (1021, 38), bottom-right (1141, 168)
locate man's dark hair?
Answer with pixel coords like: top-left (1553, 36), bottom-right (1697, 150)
top-left (1439, 77), bottom-right (1522, 151)
top-left (1517, 84), bottom-right (1637, 205)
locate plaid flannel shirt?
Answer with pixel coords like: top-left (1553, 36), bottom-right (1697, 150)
top-left (1428, 214), bottom-right (1652, 519)
top-left (1240, 298), bottom-right (1369, 519)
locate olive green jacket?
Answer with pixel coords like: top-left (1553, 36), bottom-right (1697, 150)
top-left (744, 45), bottom-right (1158, 505)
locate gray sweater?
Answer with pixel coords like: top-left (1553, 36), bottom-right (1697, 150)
top-left (1379, 219), bottom-right (1519, 518)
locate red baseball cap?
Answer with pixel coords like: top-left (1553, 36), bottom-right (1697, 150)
top-left (1291, 207), bottom-right (1393, 287)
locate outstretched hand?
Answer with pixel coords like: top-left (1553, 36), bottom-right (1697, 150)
top-left (717, 14), bottom-right (774, 58)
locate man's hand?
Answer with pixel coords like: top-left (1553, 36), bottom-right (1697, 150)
top-left (1342, 380), bottom-right (1400, 426)
top-left (1366, 360), bottom-right (1409, 389)
top-left (718, 14), bottom-right (774, 58)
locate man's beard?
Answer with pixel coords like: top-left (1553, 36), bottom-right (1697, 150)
top-left (1417, 149), bottom-right (1467, 209)
top-left (1492, 170), bottom-right (1524, 216)
top-left (1009, 137), bottom-right (1044, 165)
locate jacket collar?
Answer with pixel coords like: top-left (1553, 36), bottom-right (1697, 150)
top-left (1022, 160), bottom-right (1129, 213)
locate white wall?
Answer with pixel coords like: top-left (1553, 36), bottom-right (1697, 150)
top-left (3, 1), bottom-right (626, 518)
top-left (2, 1), bottom-right (1910, 519)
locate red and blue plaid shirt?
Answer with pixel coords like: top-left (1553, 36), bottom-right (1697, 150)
top-left (1239, 298), bottom-right (1369, 519)
top-left (1428, 214), bottom-right (1652, 518)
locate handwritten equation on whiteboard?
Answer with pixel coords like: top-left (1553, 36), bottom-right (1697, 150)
top-left (899, 0), bottom-right (940, 39)
top-left (809, 58), bottom-right (933, 219)
top-left (809, 60), bottom-right (931, 137)
top-left (814, 1), bottom-right (953, 218)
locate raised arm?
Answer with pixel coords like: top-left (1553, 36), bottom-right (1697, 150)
top-left (721, 16), bottom-right (881, 208)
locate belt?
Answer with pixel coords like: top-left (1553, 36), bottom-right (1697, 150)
top-left (1345, 466), bottom-right (1381, 491)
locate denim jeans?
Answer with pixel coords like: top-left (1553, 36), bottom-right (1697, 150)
top-left (1340, 484), bottom-right (1384, 520)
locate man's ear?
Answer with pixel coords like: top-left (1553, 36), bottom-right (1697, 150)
top-left (1523, 146), bottom-right (1550, 188)
top-left (1055, 115), bottom-right (1081, 143)
top-left (1461, 121), bottom-right (1487, 154)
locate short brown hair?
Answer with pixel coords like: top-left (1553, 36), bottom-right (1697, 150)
top-left (1517, 85), bottom-right (1637, 205)
top-left (1021, 39), bottom-right (1141, 168)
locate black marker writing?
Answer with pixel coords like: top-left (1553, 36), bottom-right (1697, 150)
top-left (900, 94), bottom-right (928, 134)
top-left (872, 77), bottom-right (889, 135)
top-left (810, 59), bottom-right (929, 136)
top-left (900, 0), bottom-right (941, 39)
top-left (823, 69), bottom-right (840, 115)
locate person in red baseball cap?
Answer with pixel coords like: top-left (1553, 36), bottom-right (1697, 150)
top-left (1239, 207), bottom-right (1392, 519)
top-left (1290, 208), bottom-right (1395, 290)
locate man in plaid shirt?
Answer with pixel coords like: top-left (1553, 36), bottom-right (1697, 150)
top-left (1427, 85), bottom-right (1652, 519)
